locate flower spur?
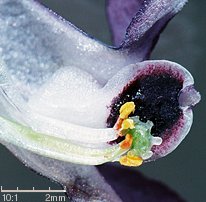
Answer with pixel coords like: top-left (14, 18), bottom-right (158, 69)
top-left (0, 0), bottom-right (201, 201)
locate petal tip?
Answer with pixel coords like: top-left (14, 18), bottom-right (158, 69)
top-left (179, 85), bottom-right (201, 108)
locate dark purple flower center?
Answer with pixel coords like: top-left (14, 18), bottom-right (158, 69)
top-left (107, 69), bottom-right (183, 137)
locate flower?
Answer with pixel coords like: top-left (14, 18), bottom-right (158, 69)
top-left (0, 0), bottom-right (200, 201)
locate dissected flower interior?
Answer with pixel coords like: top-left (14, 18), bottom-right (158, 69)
top-left (0, 60), bottom-right (200, 167)
top-left (0, 0), bottom-right (201, 201)
top-left (0, 0), bottom-right (200, 171)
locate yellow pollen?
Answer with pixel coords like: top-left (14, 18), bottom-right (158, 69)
top-left (119, 102), bottom-right (135, 119)
top-left (119, 154), bottom-right (143, 167)
top-left (120, 134), bottom-right (133, 149)
top-left (121, 118), bottom-right (135, 130)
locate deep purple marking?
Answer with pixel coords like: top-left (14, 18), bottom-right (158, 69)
top-left (107, 67), bottom-right (183, 137)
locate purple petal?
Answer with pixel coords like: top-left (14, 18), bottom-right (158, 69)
top-left (98, 164), bottom-right (185, 202)
top-left (107, 0), bottom-right (145, 46)
top-left (179, 85), bottom-right (201, 108)
top-left (107, 0), bottom-right (187, 60)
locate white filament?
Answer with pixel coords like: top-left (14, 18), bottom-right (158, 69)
top-left (0, 116), bottom-right (124, 165)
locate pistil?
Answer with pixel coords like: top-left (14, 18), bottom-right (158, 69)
top-left (116, 102), bottom-right (162, 167)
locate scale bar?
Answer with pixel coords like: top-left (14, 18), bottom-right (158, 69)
top-left (0, 186), bottom-right (66, 193)
top-left (1, 190), bottom-right (66, 193)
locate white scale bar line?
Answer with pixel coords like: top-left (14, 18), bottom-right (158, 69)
top-left (0, 186), bottom-right (66, 193)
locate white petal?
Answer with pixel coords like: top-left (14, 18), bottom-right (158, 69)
top-left (0, 0), bottom-right (136, 96)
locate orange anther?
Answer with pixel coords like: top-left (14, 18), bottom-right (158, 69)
top-left (119, 154), bottom-right (143, 167)
top-left (121, 118), bottom-right (135, 130)
top-left (115, 118), bottom-right (124, 130)
top-left (120, 134), bottom-right (133, 150)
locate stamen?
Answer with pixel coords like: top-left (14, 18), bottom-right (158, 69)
top-left (120, 134), bottom-right (133, 149)
top-left (121, 119), bottom-right (135, 130)
top-left (119, 101), bottom-right (135, 119)
top-left (0, 116), bottom-right (126, 165)
top-left (114, 117), bottom-right (123, 130)
top-left (119, 153), bottom-right (143, 167)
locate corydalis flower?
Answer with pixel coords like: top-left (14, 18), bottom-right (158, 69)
top-left (0, 0), bottom-right (200, 201)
